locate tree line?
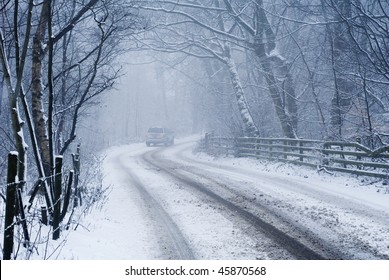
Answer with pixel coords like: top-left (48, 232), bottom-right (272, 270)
top-left (1, 0), bottom-right (388, 187)
top-left (1, 0), bottom-right (140, 188)
top-left (128, 0), bottom-right (388, 148)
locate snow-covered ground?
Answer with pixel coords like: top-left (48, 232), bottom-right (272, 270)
top-left (4, 135), bottom-right (389, 280)
top-left (4, 134), bottom-right (384, 260)
top-left (61, 137), bottom-right (264, 259)
top-left (54, 135), bottom-right (389, 260)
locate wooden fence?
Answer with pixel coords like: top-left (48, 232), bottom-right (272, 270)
top-left (2, 145), bottom-right (81, 260)
top-left (200, 134), bottom-right (389, 179)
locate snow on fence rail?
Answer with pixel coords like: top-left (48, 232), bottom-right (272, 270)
top-left (199, 134), bottom-right (389, 179)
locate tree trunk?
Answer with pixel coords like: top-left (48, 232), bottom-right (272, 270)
top-left (252, 0), bottom-right (298, 138)
top-left (0, 32), bottom-right (27, 191)
top-left (259, 57), bottom-right (297, 138)
top-left (0, 75), bottom-right (3, 115)
top-left (31, 0), bottom-right (51, 177)
top-left (325, 0), bottom-right (354, 139)
top-left (224, 53), bottom-right (260, 137)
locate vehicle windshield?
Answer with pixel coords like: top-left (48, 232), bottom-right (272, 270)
top-left (148, 127), bottom-right (164, 133)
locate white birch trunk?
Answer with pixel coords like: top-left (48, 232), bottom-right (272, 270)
top-left (224, 55), bottom-right (260, 137)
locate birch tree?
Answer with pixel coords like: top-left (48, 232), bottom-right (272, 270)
top-left (222, 0), bottom-right (298, 138)
top-left (133, 0), bottom-right (306, 137)
top-left (1, 0), bottom-right (140, 198)
top-left (30, 0), bottom-right (99, 178)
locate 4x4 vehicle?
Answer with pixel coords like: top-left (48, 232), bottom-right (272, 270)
top-left (145, 127), bottom-right (174, 146)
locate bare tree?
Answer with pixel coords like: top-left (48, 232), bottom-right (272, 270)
top-left (134, 0), bottom-right (261, 136)
top-left (31, 0), bottom-right (99, 178)
top-left (0, 0), bottom-right (34, 189)
top-left (221, 0), bottom-right (298, 138)
top-left (334, 0), bottom-right (389, 145)
top-left (1, 0), bottom-right (141, 212)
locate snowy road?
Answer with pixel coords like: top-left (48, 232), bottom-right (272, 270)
top-left (63, 136), bottom-right (389, 260)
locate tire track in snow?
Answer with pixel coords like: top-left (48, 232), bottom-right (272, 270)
top-left (141, 146), bottom-right (326, 260)
top-left (171, 143), bottom-right (389, 260)
top-left (117, 155), bottom-right (195, 260)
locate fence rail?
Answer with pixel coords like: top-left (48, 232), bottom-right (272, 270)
top-left (200, 134), bottom-right (389, 179)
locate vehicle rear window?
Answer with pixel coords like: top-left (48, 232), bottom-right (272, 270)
top-left (148, 127), bottom-right (163, 133)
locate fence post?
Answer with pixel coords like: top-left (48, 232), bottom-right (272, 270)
top-left (284, 140), bottom-right (288, 159)
top-left (53, 156), bottom-right (63, 240)
top-left (269, 139), bottom-right (273, 158)
top-left (41, 207), bottom-right (48, 225)
top-left (322, 143), bottom-right (330, 166)
top-left (60, 170), bottom-right (73, 222)
top-left (233, 138), bottom-right (239, 157)
top-left (299, 140), bottom-right (304, 162)
top-left (255, 138), bottom-right (260, 157)
top-left (339, 143), bottom-right (347, 168)
top-left (355, 137), bottom-right (362, 170)
top-left (72, 144), bottom-right (81, 207)
top-left (204, 133), bottom-right (209, 151)
top-left (3, 152), bottom-right (18, 260)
